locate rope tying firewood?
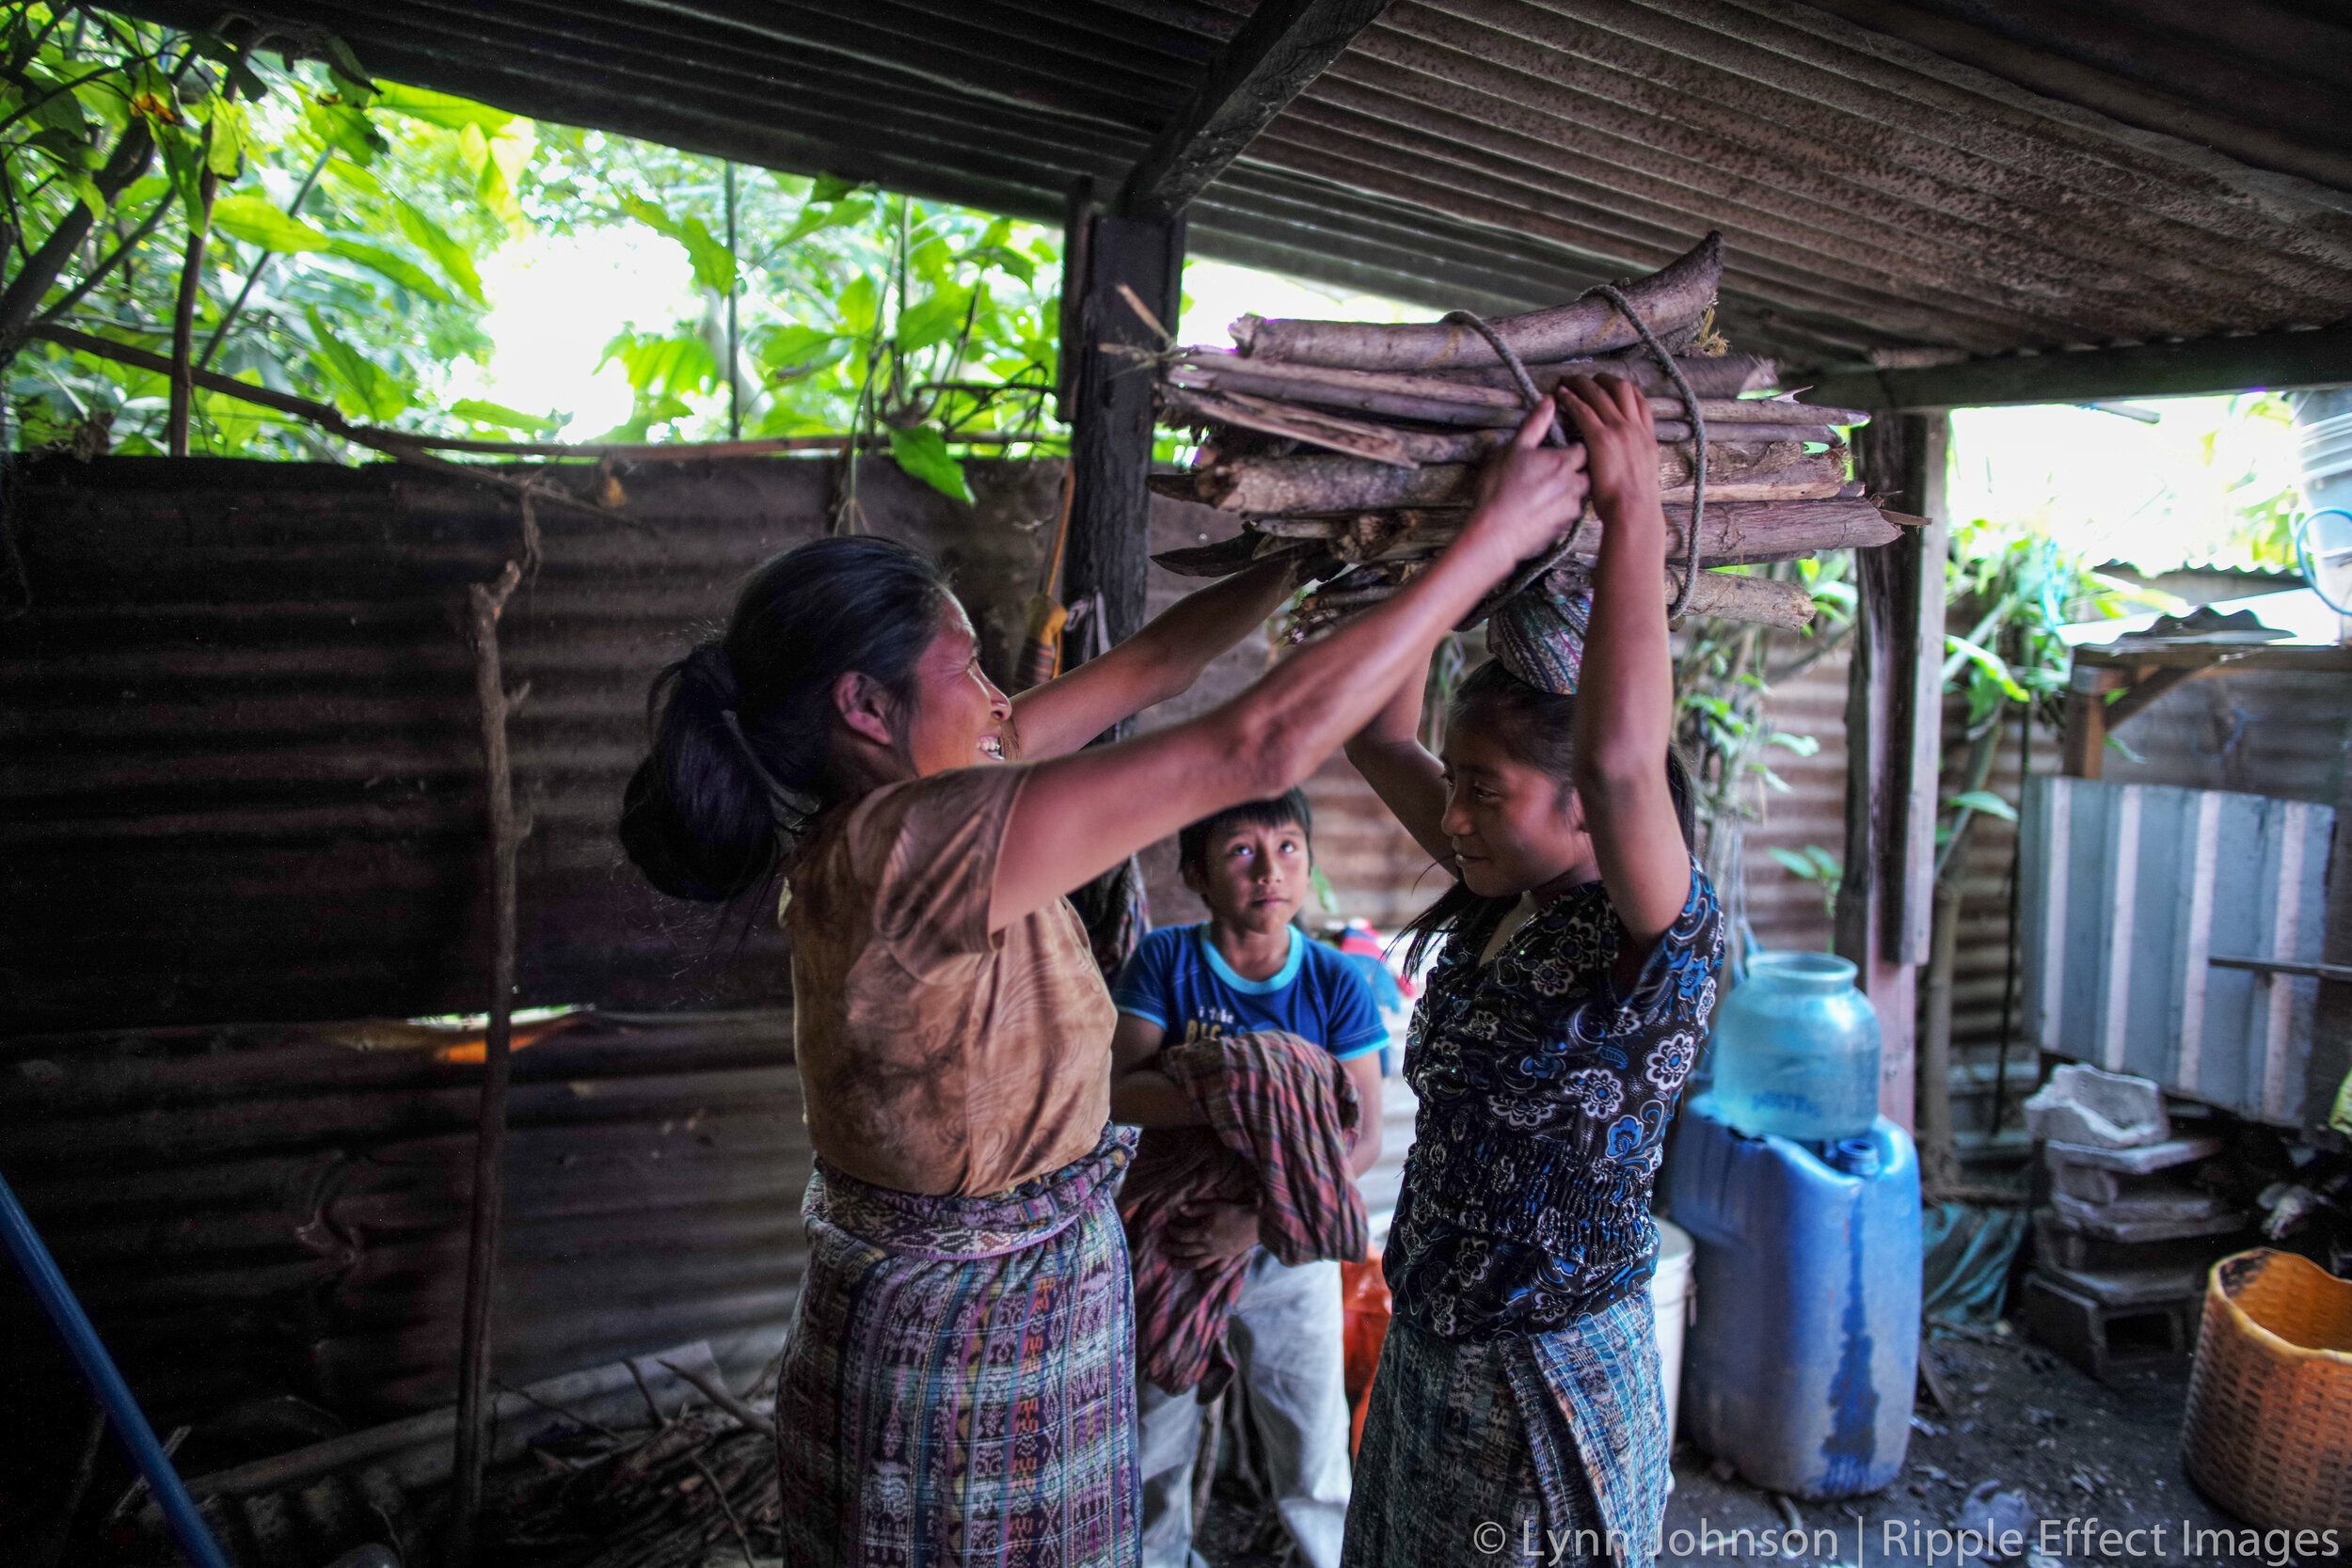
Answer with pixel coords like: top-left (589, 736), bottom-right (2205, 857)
top-left (1581, 281), bottom-right (1707, 618)
top-left (1438, 309), bottom-right (1592, 626)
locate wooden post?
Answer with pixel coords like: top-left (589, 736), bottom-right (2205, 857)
top-left (1062, 191), bottom-right (1184, 668)
top-left (1838, 413), bottom-right (1947, 1132)
top-left (2060, 670), bottom-right (2113, 779)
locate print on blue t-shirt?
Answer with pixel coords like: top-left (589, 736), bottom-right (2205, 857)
top-left (1110, 924), bottom-right (1389, 1062)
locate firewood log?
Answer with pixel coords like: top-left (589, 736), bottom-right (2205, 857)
top-left (1233, 233), bottom-right (1723, 371)
top-left (1289, 560), bottom-right (1813, 634)
top-left (1160, 450), bottom-right (1852, 516)
top-left (1227, 496), bottom-right (1899, 567)
top-left (1417, 352), bottom-right (1776, 399)
top-left (1167, 353), bottom-right (1867, 434)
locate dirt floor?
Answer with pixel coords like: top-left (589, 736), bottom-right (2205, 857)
top-left (1202, 1319), bottom-right (2307, 1568)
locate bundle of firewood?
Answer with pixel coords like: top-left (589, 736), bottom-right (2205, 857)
top-left (1142, 233), bottom-right (1912, 637)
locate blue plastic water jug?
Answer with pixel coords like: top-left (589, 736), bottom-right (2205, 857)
top-left (1708, 951), bottom-right (1882, 1142)
top-left (1666, 1093), bottom-right (1921, 1499)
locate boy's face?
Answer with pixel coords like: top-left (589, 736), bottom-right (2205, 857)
top-left (1184, 818), bottom-right (1309, 935)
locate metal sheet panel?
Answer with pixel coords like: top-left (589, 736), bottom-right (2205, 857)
top-left (2021, 775), bottom-right (2335, 1127)
top-left (0, 453), bottom-right (1062, 1032)
top-left (0, 1010), bottom-right (808, 1478)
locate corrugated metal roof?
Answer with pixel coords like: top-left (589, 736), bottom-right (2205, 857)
top-left (106, 0), bottom-right (2352, 372)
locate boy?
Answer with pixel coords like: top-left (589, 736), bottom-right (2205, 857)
top-left (1110, 788), bottom-right (1387, 1568)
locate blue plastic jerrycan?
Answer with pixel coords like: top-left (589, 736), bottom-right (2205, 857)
top-left (1666, 1092), bottom-right (1921, 1499)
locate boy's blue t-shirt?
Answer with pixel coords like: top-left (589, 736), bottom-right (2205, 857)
top-left (1110, 924), bottom-right (1388, 1062)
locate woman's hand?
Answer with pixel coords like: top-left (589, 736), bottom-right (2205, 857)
top-left (1556, 373), bottom-right (1662, 531)
top-left (1164, 1197), bottom-right (1260, 1270)
top-left (1459, 398), bottom-right (1589, 567)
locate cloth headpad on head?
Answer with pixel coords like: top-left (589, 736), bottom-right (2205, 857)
top-left (1486, 570), bottom-right (1592, 696)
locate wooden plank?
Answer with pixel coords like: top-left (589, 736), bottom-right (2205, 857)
top-left (2072, 643), bottom-right (2352, 673)
top-left (1065, 205), bottom-right (1185, 677)
top-left (2104, 665), bottom-right (2201, 729)
top-left (1119, 0), bottom-right (1397, 219)
top-left (1800, 325), bottom-right (2352, 412)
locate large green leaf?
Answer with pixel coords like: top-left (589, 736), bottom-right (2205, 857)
top-left (451, 398), bottom-right (563, 436)
top-left (212, 194), bottom-right (333, 253)
top-left (895, 284), bottom-right (972, 355)
top-left (303, 307), bottom-right (408, 422)
top-left (836, 274), bottom-right (880, 337)
top-left (306, 98), bottom-right (387, 167)
top-left (618, 195), bottom-right (736, 296)
top-left (1949, 789), bottom-right (2018, 822)
top-left (391, 202), bottom-right (485, 302)
top-left (371, 82), bottom-right (513, 132)
top-left (327, 237), bottom-right (453, 302)
top-left (756, 323), bottom-right (847, 381)
top-left (888, 425), bottom-right (970, 503)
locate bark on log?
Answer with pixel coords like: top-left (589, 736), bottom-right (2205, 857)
top-left (1293, 560), bottom-right (1813, 633)
top-left (1232, 232), bottom-right (1723, 371)
top-left (1234, 496), bottom-right (1899, 566)
top-left (1167, 449), bottom-right (1851, 515)
top-left (1419, 352), bottom-right (1776, 399)
top-left (1168, 353), bottom-right (1864, 431)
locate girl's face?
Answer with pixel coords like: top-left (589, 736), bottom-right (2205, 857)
top-left (904, 598), bottom-right (1012, 776)
top-left (1438, 715), bottom-right (1597, 899)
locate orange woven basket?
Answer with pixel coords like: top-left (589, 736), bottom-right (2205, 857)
top-left (2181, 1249), bottom-right (2352, 1530)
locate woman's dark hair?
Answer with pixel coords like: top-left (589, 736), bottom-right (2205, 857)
top-left (1397, 658), bottom-right (1697, 972)
top-left (620, 535), bottom-right (954, 902)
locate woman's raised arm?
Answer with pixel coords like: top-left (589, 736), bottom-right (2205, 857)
top-left (1009, 556), bottom-right (1297, 762)
top-left (988, 404), bottom-right (1586, 931)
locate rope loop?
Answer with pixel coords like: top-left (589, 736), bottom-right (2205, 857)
top-left (1579, 281), bottom-right (1707, 619)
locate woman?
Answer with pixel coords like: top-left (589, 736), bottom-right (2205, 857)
top-left (1341, 375), bottom-right (1727, 1568)
top-left (619, 408), bottom-right (1585, 1568)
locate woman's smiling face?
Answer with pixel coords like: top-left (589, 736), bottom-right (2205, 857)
top-left (1438, 714), bottom-right (1595, 899)
top-left (903, 598), bottom-right (1012, 776)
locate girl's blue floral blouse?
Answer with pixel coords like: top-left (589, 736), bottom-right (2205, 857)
top-left (1385, 858), bottom-right (1725, 1340)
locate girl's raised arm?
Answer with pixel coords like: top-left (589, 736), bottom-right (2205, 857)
top-left (1555, 374), bottom-right (1692, 952)
top-left (987, 404), bottom-right (1587, 931)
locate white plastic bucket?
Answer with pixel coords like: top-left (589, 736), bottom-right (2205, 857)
top-left (1652, 1218), bottom-right (1696, 1449)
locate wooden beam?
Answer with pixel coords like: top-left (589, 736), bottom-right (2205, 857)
top-left (1800, 325), bottom-right (2352, 412)
top-left (1837, 412), bottom-right (1947, 1131)
top-left (1119, 0), bottom-right (1395, 219)
top-left (1063, 199), bottom-right (1184, 693)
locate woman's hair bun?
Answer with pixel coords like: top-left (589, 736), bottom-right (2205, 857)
top-left (620, 537), bottom-right (954, 904)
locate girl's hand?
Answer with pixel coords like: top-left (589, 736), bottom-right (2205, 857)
top-left (1556, 373), bottom-right (1661, 528)
top-left (1461, 397), bottom-right (1589, 565)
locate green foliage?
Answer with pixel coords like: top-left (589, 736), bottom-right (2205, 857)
top-left (1672, 552), bottom-right (1858, 844)
top-left (520, 135), bottom-right (1066, 484)
top-left (0, 3), bottom-right (1062, 483)
top-left (1, 4), bottom-right (515, 457)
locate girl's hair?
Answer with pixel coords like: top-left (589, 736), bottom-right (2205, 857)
top-left (1397, 659), bottom-right (1696, 972)
top-left (620, 535), bottom-right (954, 902)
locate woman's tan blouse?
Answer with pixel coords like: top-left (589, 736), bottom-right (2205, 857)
top-left (785, 764), bottom-right (1116, 1197)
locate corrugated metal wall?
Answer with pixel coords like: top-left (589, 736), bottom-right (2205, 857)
top-left (0, 452), bottom-right (1061, 1033)
top-left (0, 1011), bottom-right (804, 1480)
top-left (2021, 776), bottom-right (2337, 1128)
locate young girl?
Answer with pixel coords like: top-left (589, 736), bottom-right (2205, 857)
top-left (1342, 375), bottom-right (1726, 1568)
top-left (619, 405), bottom-right (1585, 1568)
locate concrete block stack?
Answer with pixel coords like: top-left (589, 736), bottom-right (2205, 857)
top-left (2020, 1065), bottom-right (2249, 1379)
